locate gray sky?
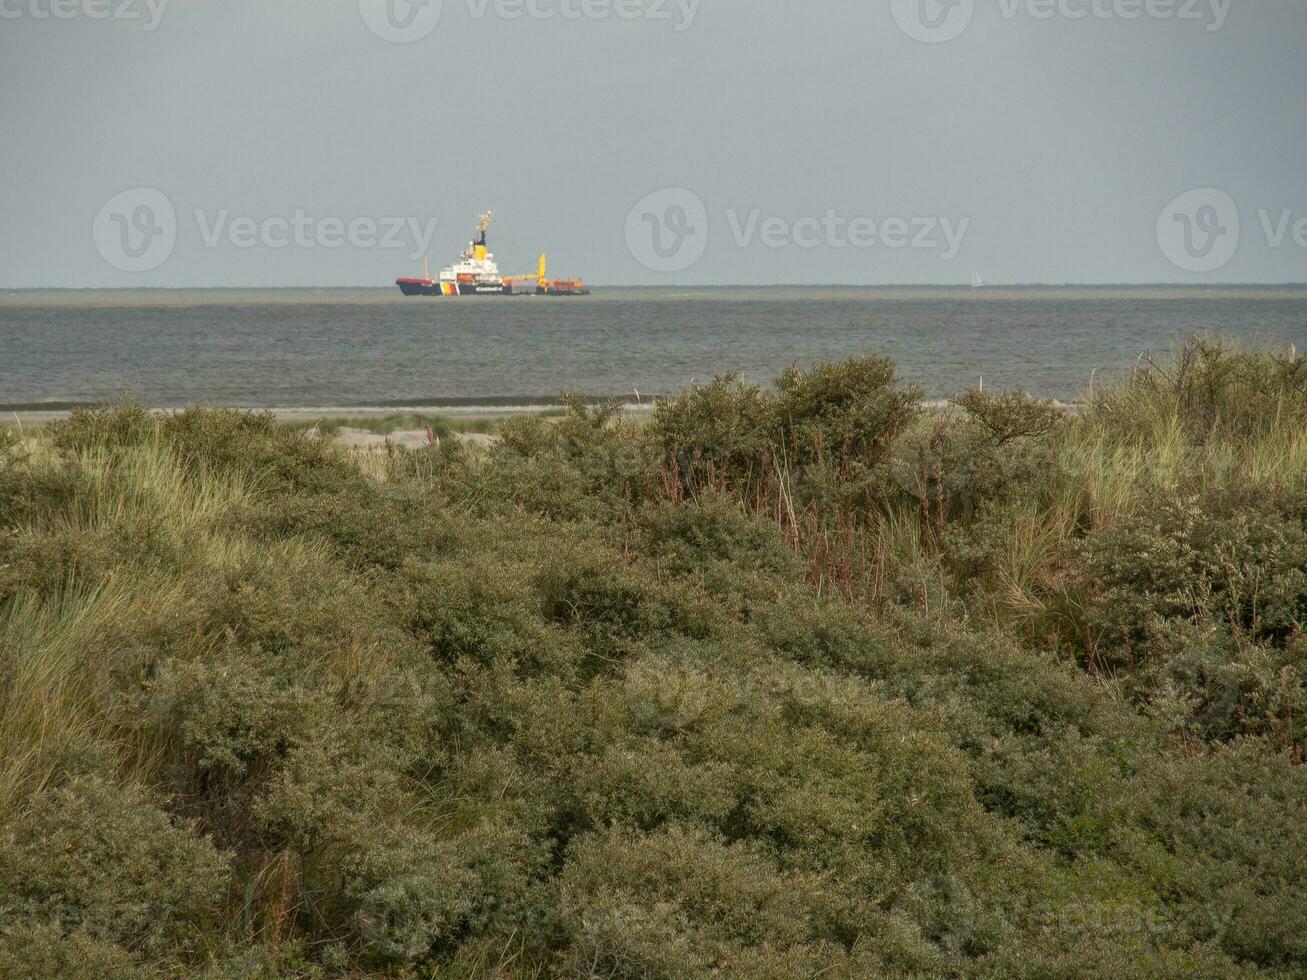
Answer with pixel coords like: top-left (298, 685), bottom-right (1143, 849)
top-left (1, 0), bottom-right (1305, 287)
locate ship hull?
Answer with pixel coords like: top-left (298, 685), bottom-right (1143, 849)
top-left (395, 279), bottom-right (506, 296)
top-left (394, 279), bottom-right (590, 297)
top-left (396, 278), bottom-right (441, 296)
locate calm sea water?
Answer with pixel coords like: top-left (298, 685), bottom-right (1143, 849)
top-left (2, 286), bottom-right (1305, 410)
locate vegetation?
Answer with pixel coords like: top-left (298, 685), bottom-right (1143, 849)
top-left (1, 337), bottom-right (1304, 977)
top-left (276, 412), bottom-right (502, 440)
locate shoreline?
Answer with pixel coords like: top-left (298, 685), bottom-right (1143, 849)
top-left (2, 402), bottom-right (656, 427)
top-left (3, 397), bottom-right (1088, 429)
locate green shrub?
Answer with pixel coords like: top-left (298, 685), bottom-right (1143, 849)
top-left (651, 359), bottom-right (922, 499)
top-left (50, 404), bottom-right (363, 499)
top-left (952, 387), bottom-right (1066, 447)
top-left (774, 355), bottom-right (923, 469)
top-left (629, 492), bottom-right (804, 594)
top-left (148, 653), bottom-right (335, 794)
top-left (535, 544), bottom-right (716, 648)
top-left (651, 374), bottom-right (776, 481)
top-left (0, 525), bottom-right (118, 604)
top-left (0, 923), bottom-right (146, 980)
top-left (575, 742), bottom-right (737, 831)
top-left (254, 481), bottom-right (465, 572)
top-left (487, 397), bottom-right (653, 521)
top-left (0, 777), bottom-right (230, 958)
top-left (254, 749), bottom-right (531, 962)
top-left (1084, 496), bottom-right (1307, 659)
top-left (557, 825), bottom-right (816, 974)
top-left (887, 404), bottom-right (1063, 546)
top-left (1134, 620), bottom-right (1305, 750)
top-left (1135, 742), bottom-right (1307, 970)
top-left (0, 428), bottom-right (26, 529)
top-left (47, 401), bottom-right (157, 454)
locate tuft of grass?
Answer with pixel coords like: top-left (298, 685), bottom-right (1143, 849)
top-left (0, 578), bottom-right (175, 815)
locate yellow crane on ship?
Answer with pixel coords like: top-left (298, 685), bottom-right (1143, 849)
top-left (503, 253), bottom-right (550, 292)
top-left (482, 211), bottom-right (588, 294)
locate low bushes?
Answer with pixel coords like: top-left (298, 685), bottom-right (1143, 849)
top-left (1090, 336), bottom-right (1307, 444)
top-left (650, 356), bottom-right (920, 502)
top-left (1079, 492), bottom-right (1307, 747)
top-left (1, 338), bottom-right (1304, 975)
top-left (0, 776), bottom-right (230, 963)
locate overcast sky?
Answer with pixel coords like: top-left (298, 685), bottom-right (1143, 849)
top-left (1, 0), bottom-right (1304, 287)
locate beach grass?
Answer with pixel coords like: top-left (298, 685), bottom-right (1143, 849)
top-left (1, 337), bottom-right (1304, 976)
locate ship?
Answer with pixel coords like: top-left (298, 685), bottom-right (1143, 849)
top-left (396, 212), bottom-right (590, 297)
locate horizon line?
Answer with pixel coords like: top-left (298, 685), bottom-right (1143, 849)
top-left (5, 281), bottom-right (1307, 292)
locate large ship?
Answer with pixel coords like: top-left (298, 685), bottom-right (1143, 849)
top-left (396, 212), bottom-right (589, 297)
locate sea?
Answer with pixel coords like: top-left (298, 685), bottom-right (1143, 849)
top-left (2, 286), bottom-right (1305, 413)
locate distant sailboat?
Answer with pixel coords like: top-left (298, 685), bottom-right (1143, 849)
top-left (970, 269), bottom-right (986, 289)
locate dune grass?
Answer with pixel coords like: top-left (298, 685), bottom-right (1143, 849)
top-left (1, 337), bottom-right (1304, 976)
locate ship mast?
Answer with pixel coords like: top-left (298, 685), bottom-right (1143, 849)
top-left (474, 212), bottom-right (493, 261)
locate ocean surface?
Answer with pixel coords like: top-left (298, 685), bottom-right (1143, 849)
top-left (2, 286), bottom-right (1305, 411)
